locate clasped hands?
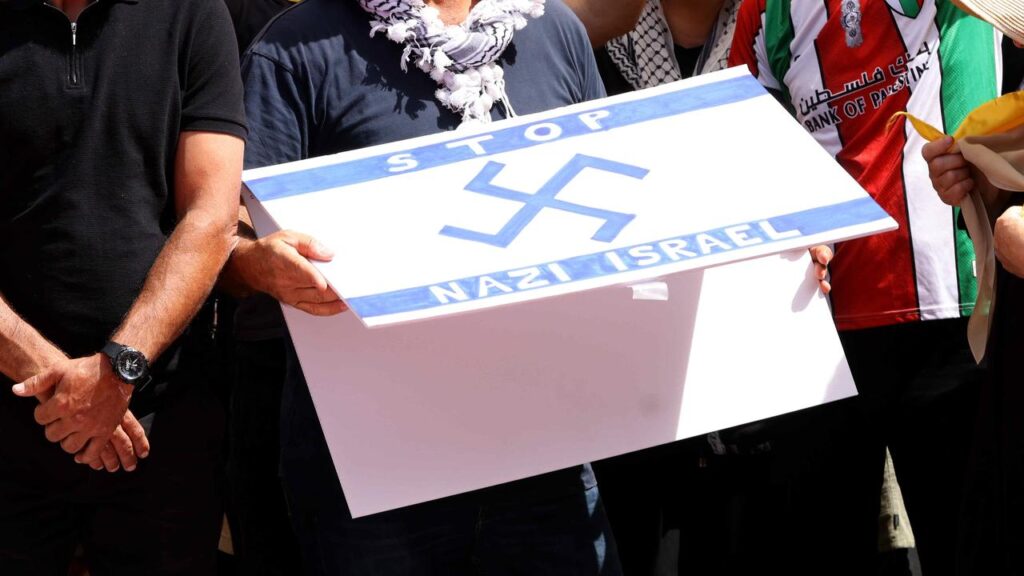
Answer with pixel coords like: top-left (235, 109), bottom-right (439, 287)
top-left (11, 353), bottom-right (150, 473)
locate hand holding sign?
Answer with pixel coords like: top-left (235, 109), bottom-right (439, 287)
top-left (233, 230), bottom-right (347, 316)
top-left (809, 245), bottom-right (833, 295)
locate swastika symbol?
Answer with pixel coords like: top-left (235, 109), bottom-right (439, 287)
top-left (440, 154), bottom-right (650, 248)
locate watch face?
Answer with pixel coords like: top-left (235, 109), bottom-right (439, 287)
top-left (115, 349), bottom-right (147, 383)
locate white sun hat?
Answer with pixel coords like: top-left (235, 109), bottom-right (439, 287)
top-left (954, 0), bottom-right (1024, 44)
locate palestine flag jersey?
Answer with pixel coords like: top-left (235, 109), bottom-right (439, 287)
top-left (729, 0), bottom-right (1001, 331)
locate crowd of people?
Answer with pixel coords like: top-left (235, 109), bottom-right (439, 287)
top-left (1, 0), bottom-right (1022, 575)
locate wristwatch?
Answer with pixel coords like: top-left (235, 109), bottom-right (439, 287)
top-left (101, 341), bottom-right (151, 389)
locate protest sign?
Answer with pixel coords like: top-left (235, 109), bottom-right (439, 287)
top-left (244, 67), bottom-right (896, 517)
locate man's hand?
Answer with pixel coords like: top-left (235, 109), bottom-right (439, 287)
top-left (809, 245), bottom-right (833, 295)
top-left (231, 230), bottom-right (348, 316)
top-left (84, 413), bottom-right (150, 473)
top-left (30, 381), bottom-right (149, 473)
top-left (0, 293), bottom-right (148, 473)
top-left (995, 206), bottom-right (1024, 278)
top-left (922, 136), bottom-right (977, 206)
top-left (12, 354), bottom-right (133, 465)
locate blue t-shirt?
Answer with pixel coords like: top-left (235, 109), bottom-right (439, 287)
top-left (238, 0), bottom-right (604, 499)
top-left (237, 0), bottom-right (605, 340)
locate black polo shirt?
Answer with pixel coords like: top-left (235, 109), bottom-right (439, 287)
top-left (0, 0), bottom-right (247, 367)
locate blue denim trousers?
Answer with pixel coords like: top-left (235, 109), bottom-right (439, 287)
top-left (279, 340), bottom-right (622, 576)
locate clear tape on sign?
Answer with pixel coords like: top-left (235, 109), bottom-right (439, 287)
top-left (629, 280), bottom-right (670, 301)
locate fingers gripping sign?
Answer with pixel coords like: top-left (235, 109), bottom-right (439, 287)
top-left (809, 244), bottom-right (834, 295)
top-left (12, 354), bottom-right (134, 465)
top-left (239, 230), bottom-right (349, 316)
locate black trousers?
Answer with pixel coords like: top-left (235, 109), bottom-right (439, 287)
top-left (591, 440), bottom-right (710, 576)
top-left (225, 338), bottom-right (301, 576)
top-left (958, 266), bottom-right (1024, 575)
top-left (0, 378), bottom-right (224, 576)
top-left (593, 416), bottom-right (827, 575)
top-left (781, 317), bottom-right (982, 576)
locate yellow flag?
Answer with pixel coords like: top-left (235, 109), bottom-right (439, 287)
top-left (890, 90), bottom-right (1024, 143)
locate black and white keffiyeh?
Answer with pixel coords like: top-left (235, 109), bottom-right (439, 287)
top-left (605, 0), bottom-right (682, 91)
top-left (359, 0), bottom-right (545, 126)
top-left (698, 0), bottom-right (742, 74)
top-left (605, 0), bottom-right (743, 88)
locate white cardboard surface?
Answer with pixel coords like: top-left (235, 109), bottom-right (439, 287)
top-left (278, 253), bottom-right (854, 518)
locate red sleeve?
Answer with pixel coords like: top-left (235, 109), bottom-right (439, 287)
top-left (728, 0), bottom-right (766, 78)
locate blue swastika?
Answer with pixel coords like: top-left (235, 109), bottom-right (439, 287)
top-left (440, 154), bottom-right (650, 248)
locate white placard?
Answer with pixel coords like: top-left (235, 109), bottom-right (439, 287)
top-left (273, 254), bottom-right (854, 518)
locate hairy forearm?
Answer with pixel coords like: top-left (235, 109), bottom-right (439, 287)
top-left (112, 213), bottom-right (236, 361)
top-left (564, 0), bottom-right (645, 47)
top-left (113, 131), bottom-right (244, 362)
top-left (0, 295), bottom-right (65, 382)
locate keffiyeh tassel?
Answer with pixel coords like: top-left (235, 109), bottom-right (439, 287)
top-left (360, 0), bottom-right (544, 126)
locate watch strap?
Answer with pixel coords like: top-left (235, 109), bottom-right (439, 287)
top-left (101, 341), bottom-right (124, 362)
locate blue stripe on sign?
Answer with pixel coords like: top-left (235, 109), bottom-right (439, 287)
top-left (346, 197), bottom-right (890, 319)
top-left (246, 75), bottom-right (767, 202)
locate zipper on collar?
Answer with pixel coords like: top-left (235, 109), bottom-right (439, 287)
top-left (42, 2), bottom-right (95, 88)
top-left (69, 21), bottom-right (79, 86)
